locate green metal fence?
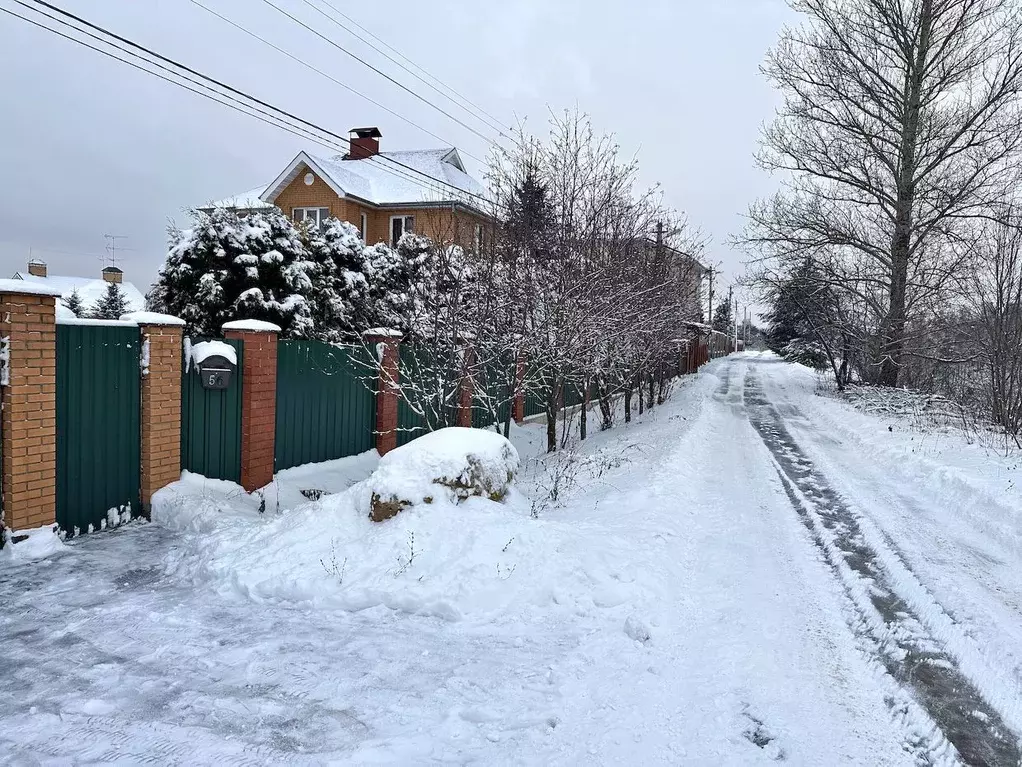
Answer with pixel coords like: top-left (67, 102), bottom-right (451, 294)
top-left (472, 357), bottom-right (513, 430)
top-left (397, 344), bottom-right (458, 446)
top-left (275, 340), bottom-right (375, 471)
top-left (181, 337), bottom-right (243, 483)
top-left (56, 323), bottom-right (140, 536)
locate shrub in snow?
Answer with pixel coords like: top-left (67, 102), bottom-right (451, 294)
top-left (150, 208), bottom-right (317, 338)
top-left (367, 427), bottom-right (519, 522)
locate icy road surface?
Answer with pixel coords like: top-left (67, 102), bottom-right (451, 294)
top-left (2, 353), bottom-right (1021, 765)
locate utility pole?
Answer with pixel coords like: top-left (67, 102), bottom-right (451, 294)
top-left (728, 286), bottom-right (735, 351)
top-left (706, 266), bottom-right (715, 326)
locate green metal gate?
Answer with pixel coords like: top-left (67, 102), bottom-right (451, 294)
top-left (472, 357), bottom-right (513, 430)
top-left (275, 340), bottom-right (375, 471)
top-left (56, 323), bottom-right (140, 536)
top-left (181, 338), bottom-right (243, 483)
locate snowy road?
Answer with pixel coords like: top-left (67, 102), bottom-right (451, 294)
top-left (2, 353), bottom-right (1021, 765)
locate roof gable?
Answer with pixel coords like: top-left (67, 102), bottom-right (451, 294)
top-left (260, 148), bottom-right (486, 210)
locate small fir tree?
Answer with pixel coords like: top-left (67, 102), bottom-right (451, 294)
top-left (62, 289), bottom-right (85, 316)
top-left (90, 281), bottom-right (130, 320)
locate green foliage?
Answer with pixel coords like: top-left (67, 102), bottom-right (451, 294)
top-left (90, 281), bottom-right (130, 320)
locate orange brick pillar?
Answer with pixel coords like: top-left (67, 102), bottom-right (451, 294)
top-left (136, 317), bottom-right (185, 514)
top-left (0, 286), bottom-right (59, 533)
top-left (364, 330), bottom-right (401, 456)
top-left (223, 320), bottom-right (279, 492)
top-left (456, 344), bottom-right (475, 428)
top-left (513, 353), bottom-right (526, 424)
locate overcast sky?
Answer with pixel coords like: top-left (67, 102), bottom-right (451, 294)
top-left (0, 0), bottom-right (792, 313)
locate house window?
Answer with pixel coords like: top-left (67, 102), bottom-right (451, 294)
top-left (292, 207), bottom-right (330, 230)
top-left (474, 223), bottom-right (485, 253)
top-left (360, 212), bottom-right (368, 242)
top-left (390, 215), bottom-right (415, 247)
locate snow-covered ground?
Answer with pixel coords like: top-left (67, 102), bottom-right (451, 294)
top-left (2, 353), bottom-right (1021, 764)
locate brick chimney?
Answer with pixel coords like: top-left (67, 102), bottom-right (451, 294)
top-left (102, 266), bottom-right (123, 284)
top-left (27, 260), bottom-right (47, 278)
top-left (345, 126), bottom-right (382, 160)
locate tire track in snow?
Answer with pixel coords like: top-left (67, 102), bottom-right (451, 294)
top-left (736, 361), bottom-right (1022, 767)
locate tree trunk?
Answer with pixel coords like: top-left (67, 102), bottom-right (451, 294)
top-left (624, 387), bottom-right (632, 423)
top-left (881, 0), bottom-right (932, 387)
top-left (647, 374), bottom-right (655, 409)
top-left (579, 380), bottom-right (588, 441)
top-left (545, 385), bottom-right (557, 453)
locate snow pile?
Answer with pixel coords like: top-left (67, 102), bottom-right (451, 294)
top-left (0, 524), bottom-right (64, 565)
top-left (154, 431), bottom-right (635, 621)
top-left (189, 340), bottom-right (237, 368)
top-left (367, 427), bottom-right (518, 521)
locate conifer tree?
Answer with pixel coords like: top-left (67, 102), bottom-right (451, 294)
top-left (62, 289), bottom-right (84, 317)
top-left (90, 281), bottom-right (130, 320)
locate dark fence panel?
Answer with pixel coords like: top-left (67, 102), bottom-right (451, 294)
top-left (397, 344), bottom-right (458, 446)
top-left (275, 340), bottom-right (374, 471)
top-left (181, 337), bottom-right (243, 483)
top-left (472, 357), bottom-right (513, 429)
top-left (56, 323), bottom-right (140, 536)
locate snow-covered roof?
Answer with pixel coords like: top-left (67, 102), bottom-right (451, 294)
top-left (262, 149), bottom-right (487, 210)
top-left (202, 185), bottom-right (275, 211)
top-left (12, 273), bottom-right (146, 312)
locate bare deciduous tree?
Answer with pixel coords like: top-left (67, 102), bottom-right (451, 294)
top-left (743, 0), bottom-right (1022, 385)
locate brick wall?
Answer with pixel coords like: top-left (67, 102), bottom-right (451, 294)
top-left (225, 329), bottom-right (278, 491)
top-left (269, 162), bottom-right (488, 248)
top-left (139, 325), bottom-right (183, 511)
top-left (0, 293), bottom-right (56, 531)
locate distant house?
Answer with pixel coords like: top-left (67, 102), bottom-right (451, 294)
top-left (205, 127), bottom-right (491, 250)
top-left (12, 261), bottom-right (146, 314)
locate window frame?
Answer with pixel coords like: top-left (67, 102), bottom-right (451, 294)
top-left (390, 215), bottom-right (415, 247)
top-left (360, 212), bottom-right (368, 242)
top-left (292, 206), bottom-right (330, 230)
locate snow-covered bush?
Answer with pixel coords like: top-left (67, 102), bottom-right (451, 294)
top-left (367, 427), bottom-right (519, 522)
top-left (150, 208), bottom-right (317, 337)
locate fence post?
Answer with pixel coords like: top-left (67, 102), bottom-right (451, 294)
top-left (129, 313), bottom-right (185, 514)
top-left (223, 320), bottom-right (279, 492)
top-left (456, 343), bottom-right (474, 428)
top-left (0, 284), bottom-right (60, 535)
top-left (364, 329), bottom-right (401, 456)
top-left (513, 353), bottom-right (526, 424)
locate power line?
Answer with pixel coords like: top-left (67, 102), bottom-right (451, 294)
top-left (257, 0), bottom-right (502, 149)
top-left (188, 0), bottom-right (486, 164)
top-left (298, 0), bottom-right (511, 139)
top-left (7, 0), bottom-right (491, 206)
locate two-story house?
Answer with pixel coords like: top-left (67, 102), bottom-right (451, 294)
top-left (207, 127), bottom-right (491, 251)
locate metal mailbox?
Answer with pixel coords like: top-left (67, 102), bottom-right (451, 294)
top-left (197, 354), bottom-right (235, 390)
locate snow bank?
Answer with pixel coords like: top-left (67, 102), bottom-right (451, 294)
top-left (153, 432), bottom-right (628, 621)
top-left (0, 525), bottom-right (64, 565)
top-left (368, 427), bottom-right (518, 520)
top-left (190, 340), bottom-right (237, 367)
top-left (55, 304), bottom-right (76, 320)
